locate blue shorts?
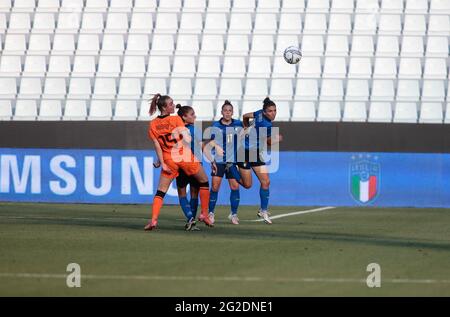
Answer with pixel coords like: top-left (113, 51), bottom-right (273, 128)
top-left (211, 163), bottom-right (238, 179)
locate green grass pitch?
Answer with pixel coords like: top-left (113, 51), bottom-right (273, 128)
top-left (0, 202), bottom-right (449, 296)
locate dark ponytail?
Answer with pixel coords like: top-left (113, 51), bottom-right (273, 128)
top-left (262, 97), bottom-right (276, 111)
top-left (177, 104), bottom-right (194, 121)
top-left (221, 100), bottom-right (233, 110)
top-left (149, 93), bottom-right (171, 115)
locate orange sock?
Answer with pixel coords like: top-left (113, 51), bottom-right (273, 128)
top-left (199, 187), bottom-right (210, 217)
top-left (151, 196), bottom-right (164, 222)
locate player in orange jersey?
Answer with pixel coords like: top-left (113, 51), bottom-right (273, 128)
top-left (144, 94), bottom-right (214, 230)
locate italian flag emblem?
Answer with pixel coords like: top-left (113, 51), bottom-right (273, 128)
top-left (350, 155), bottom-right (380, 204)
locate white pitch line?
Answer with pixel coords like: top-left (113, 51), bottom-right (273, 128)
top-left (249, 206), bottom-right (335, 222)
top-left (1, 273), bottom-right (450, 285)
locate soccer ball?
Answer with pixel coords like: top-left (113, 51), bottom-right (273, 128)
top-left (283, 46), bottom-right (302, 64)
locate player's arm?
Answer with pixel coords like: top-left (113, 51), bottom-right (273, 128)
top-left (266, 127), bottom-right (283, 146)
top-left (242, 112), bottom-right (254, 129)
top-left (152, 138), bottom-right (170, 173)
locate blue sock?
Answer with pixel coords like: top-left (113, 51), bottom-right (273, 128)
top-left (230, 189), bottom-right (240, 215)
top-left (179, 196), bottom-right (193, 220)
top-left (209, 190), bottom-right (218, 213)
top-left (259, 187), bottom-right (270, 211)
top-left (229, 164), bottom-right (241, 182)
top-left (190, 198), bottom-right (199, 219)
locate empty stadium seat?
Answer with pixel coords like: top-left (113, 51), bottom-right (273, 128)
top-left (0, 78), bottom-right (17, 99)
top-left (56, 13), bottom-right (81, 33)
top-left (151, 34), bottom-right (175, 55)
top-left (244, 79), bottom-right (268, 98)
top-left (14, 99), bottom-right (37, 120)
top-left (68, 78), bottom-right (92, 99)
top-left (191, 100), bottom-right (214, 120)
top-left (371, 80), bottom-right (395, 101)
top-left (200, 34), bottom-right (225, 55)
top-left (279, 13), bottom-right (302, 34)
top-left (421, 80), bottom-right (445, 101)
top-left (197, 56), bottom-right (221, 78)
top-left (295, 79), bottom-right (319, 100)
top-left (118, 78), bottom-right (142, 99)
top-left (254, 13), bottom-right (277, 34)
top-left (423, 59), bottom-right (447, 79)
top-left (63, 100), bottom-right (87, 120)
top-left (403, 14), bottom-right (427, 35)
top-left (179, 13), bottom-right (203, 33)
top-left (343, 102), bottom-right (367, 122)
top-left (270, 79), bottom-right (294, 100)
top-left (401, 36), bottom-right (424, 57)
top-left (114, 100), bottom-right (138, 121)
top-left (204, 13), bottom-right (227, 34)
top-left (426, 37), bottom-right (448, 57)
top-left (393, 102), bottom-right (418, 123)
top-left (23, 56), bottom-right (47, 77)
top-left (147, 56), bottom-right (171, 77)
top-left (3, 34), bottom-right (27, 54)
top-left (331, 0), bottom-right (354, 12)
top-left (33, 13), bottom-right (56, 33)
top-left (0, 56), bottom-right (23, 77)
top-left (346, 80), bottom-right (370, 101)
top-left (301, 35), bottom-right (324, 55)
top-left (303, 14), bottom-right (327, 33)
top-left (105, 13), bottom-right (129, 33)
top-left (193, 78), bottom-right (217, 99)
top-left (328, 14), bottom-right (351, 34)
top-left (218, 78), bottom-right (243, 100)
top-left (126, 34), bottom-right (150, 54)
top-left (297, 57), bottom-right (322, 78)
top-left (226, 35), bottom-right (250, 56)
top-left (247, 57), bottom-right (272, 78)
top-left (251, 35), bottom-right (275, 56)
top-left (376, 36), bottom-right (400, 56)
top-left (93, 78), bottom-right (117, 99)
top-left (353, 14), bottom-right (377, 34)
top-left (122, 56), bottom-right (146, 77)
top-left (317, 101), bottom-right (341, 121)
top-left (89, 100), bottom-right (112, 120)
top-left (272, 56), bottom-right (297, 78)
top-left (351, 36), bottom-right (374, 56)
top-left (378, 15), bottom-right (402, 35)
top-left (154, 13), bottom-right (178, 33)
top-left (19, 77), bottom-right (43, 98)
top-left (368, 102), bottom-right (392, 122)
top-left (28, 34), bottom-right (51, 54)
top-left (373, 58), bottom-right (397, 79)
top-left (398, 58), bottom-right (422, 79)
top-left (323, 57), bottom-right (347, 78)
top-left (97, 56), bottom-right (121, 77)
top-left (320, 79), bottom-right (344, 102)
top-left (169, 78), bottom-right (192, 99)
top-left (222, 56), bottom-right (247, 78)
top-left (0, 100), bottom-right (13, 120)
top-left (396, 80), bottom-right (420, 101)
top-left (348, 58), bottom-right (372, 78)
top-left (176, 34), bottom-right (200, 55)
top-left (39, 99), bottom-right (62, 120)
top-left (291, 101), bottom-right (316, 121)
top-left (325, 35), bottom-right (349, 56)
top-left (52, 34), bottom-right (76, 54)
top-left (207, 0), bottom-right (231, 12)
top-left (101, 34), bottom-right (125, 54)
top-left (184, 0), bottom-right (207, 13)
top-left (428, 15), bottom-right (450, 35)
top-left (419, 102), bottom-right (443, 123)
top-left (43, 77), bottom-right (67, 99)
top-left (143, 78), bottom-right (167, 97)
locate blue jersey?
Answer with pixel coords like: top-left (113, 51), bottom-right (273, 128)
top-left (245, 109), bottom-right (272, 150)
top-left (186, 123), bottom-right (202, 162)
top-left (211, 118), bottom-right (243, 163)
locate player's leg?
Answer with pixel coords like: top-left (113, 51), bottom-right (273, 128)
top-left (227, 178), bottom-right (240, 225)
top-left (232, 163), bottom-right (253, 189)
top-left (189, 183), bottom-right (199, 219)
top-left (176, 171), bottom-right (193, 223)
top-left (187, 163), bottom-right (214, 227)
top-left (251, 164), bottom-right (272, 224)
top-left (144, 175), bottom-right (174, 230)
top-left (208, 163), bottom-right (226, 224)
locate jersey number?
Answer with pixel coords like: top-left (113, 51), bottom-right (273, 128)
top-left (158, 133), bottom-right (177, 148)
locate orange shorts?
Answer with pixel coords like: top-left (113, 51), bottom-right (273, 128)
top-left (162, 158), bottom-right (201, 179)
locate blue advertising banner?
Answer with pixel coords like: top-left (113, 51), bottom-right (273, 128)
top-left (1, 148), bottom-right (449, 208)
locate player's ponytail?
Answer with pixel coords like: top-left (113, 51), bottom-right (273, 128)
top-left (262, 97), bottom-right (276, 111)
top-left (222, 100), bottom-right (233, 110)
top-left (177, 104), bottom-right (194, 120)
top-left (149, 93), bottom-right (161, 115)
top-left (149, 94), bottom-right (171, 115)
